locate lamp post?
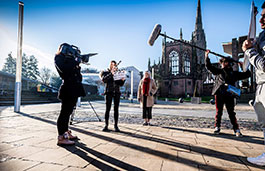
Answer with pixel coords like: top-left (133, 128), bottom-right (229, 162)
top-left (14, 1), bottom-right (24, 112)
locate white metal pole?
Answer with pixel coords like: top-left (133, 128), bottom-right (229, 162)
top-left (152, 68), bottom-right (155, 79)
top-left (14, 1), bottom-right (24, 112)
top-left (130, 71), bottom-right (133, 102)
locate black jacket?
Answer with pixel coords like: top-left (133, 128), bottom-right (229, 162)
top-left (100, 70), bottom-right (125, 94)
top-left (55, 53), bottom-right (85, 100)
top-left (205, 57), bottom-right (251, 95)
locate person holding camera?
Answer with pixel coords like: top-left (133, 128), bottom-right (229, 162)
top-left (137, 71), bottom-right (157, 126)
top-left (100, 60), bottom-right (125, 132)
top-left (55, 43), bottom-right (86, 145)
top-left (205, 50), bottom-right (251, 137)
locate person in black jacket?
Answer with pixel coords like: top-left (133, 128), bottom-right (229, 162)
top-left (205, 50), bottom-right (251, 137)
top-left (99, 60), bottom-right (125, 132)
top-left (55, 43), bottom-right (86, 145)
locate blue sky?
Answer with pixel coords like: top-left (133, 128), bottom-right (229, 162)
top-left (0, 0), bottom-right (264, 73)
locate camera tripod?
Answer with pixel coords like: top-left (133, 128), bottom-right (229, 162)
top-left (70, 100), bottom-right (102, 125)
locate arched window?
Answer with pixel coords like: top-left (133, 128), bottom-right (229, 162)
top-left (169, 51), bottom-right (179, 75)
top-left (183, 51), bottom-right (190, 75)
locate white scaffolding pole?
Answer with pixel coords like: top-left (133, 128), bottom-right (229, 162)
top-left (152, 68), bottom-right (155, 79)
top-left (14, 1), bottom-right (24, 112)
top-left (130, 71), bottom-right (134, 103)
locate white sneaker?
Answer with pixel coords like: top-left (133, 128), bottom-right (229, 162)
top-left (235, 129), bottom-right (243, 137)
top-left (247, 153), bottom-right (265, 166)
top-left (214, 127), bottom-right (220, 134)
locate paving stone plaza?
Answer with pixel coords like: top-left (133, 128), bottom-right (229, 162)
top-left (0, 101), bottom-right (265, 170)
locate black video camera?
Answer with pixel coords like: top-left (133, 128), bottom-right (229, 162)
top-left (59, 43), bottom-right (97, 64)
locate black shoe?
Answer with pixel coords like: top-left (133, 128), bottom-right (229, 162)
top-left (114, 126), bottom-right (120, 132)
top-left (214, 127), bottom-right (220, 134)
top-left (143, 122), bottom-right (148, 126)
top-left (102, 126), bottom-right (110, 132)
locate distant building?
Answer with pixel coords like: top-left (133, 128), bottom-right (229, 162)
top-left (119, 66), bottom-right (141, 97)
top-left (82, 73), bottom-right (104, 95)
top-left (150, 0), bottom-right (208, 98)
top-left (0, 71), bottom-right (38, 91)
top-left (222, 35), bottom-right (255, 93)
top-left (83, 67), bottom-right (141, 97)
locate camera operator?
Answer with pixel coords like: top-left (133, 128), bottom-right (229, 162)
top-left (100, 60), bottom-right (125, 132)
top-left (55, 43), bottom-right (86, 145)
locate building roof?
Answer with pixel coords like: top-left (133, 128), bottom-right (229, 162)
top-left (0, 71), bottom-right (38, 83)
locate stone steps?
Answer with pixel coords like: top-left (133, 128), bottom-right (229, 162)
top-left (0, 91), bottom-right (59, 106)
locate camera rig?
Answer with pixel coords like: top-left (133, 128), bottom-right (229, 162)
top-left (59, 43), bottom-right (97, 64)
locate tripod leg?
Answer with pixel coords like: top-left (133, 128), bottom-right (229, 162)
top-left (88, 100), bottom-right (101, 122)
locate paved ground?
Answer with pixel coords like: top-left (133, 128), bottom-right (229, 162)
top-left (0, 102), bottom-right (265, 170)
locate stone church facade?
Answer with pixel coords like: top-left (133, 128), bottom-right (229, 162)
top-left (149, 0), bottom-right (209, 98)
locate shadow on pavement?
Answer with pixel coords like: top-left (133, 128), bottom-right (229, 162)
top-left (62, 142), bottom-right (144, 170)
top-left (17, 112), bottom-right (265, 170)
top-left (162, 126), bottom-right (264, 145)
top-left (118, 125), bottom-right (265, 170)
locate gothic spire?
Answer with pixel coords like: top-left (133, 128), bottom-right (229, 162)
top-left (148, 58), bottom-right (151, 71)
top-left (195, 0), bottom-right (203, 31)
top-left (180, 28), bottom-right (183, 40)
top-left (192, 0), bottom-right (206, 65)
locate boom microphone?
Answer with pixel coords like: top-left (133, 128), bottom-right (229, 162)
top-left (148, 24), bottom-right (161, 46)
top-left (148, 23), bottom-right (239, 62)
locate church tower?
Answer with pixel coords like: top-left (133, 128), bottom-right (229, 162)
top-left (192, 0), bottom-right (206, 65)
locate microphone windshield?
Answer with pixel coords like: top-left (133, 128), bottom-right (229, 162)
top-left (148, 24), bottom-right (161, 46)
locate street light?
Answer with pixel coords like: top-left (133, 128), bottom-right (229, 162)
top-left (14, 1), bottom-right (24, 112)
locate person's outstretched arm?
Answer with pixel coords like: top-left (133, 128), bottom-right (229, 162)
top-left (205, 50), bottom-right (222, 75)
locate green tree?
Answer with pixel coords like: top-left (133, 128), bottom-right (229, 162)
top-left (2, 53), bottom-right (40, 80)
top-left (2, 53), bottom-right (16, 74)
top-left (22, 53), bottom-right (29, 78)
top-left (22, 54), bottom-right (39, 80)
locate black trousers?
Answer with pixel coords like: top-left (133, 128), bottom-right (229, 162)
top-left (143, 95), bottom-right (152, 119)
top-left (105, 93), bottom-right (120, 126)
top-left (57, 97), bottom-right (78, 135)
top-left (215, 93), bottom-right (239, 131)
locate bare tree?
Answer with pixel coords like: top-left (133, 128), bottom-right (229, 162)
top-left (50, 72), bottom-right (62, 89)
top-left (39, 67), bottom-right (52, 85)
